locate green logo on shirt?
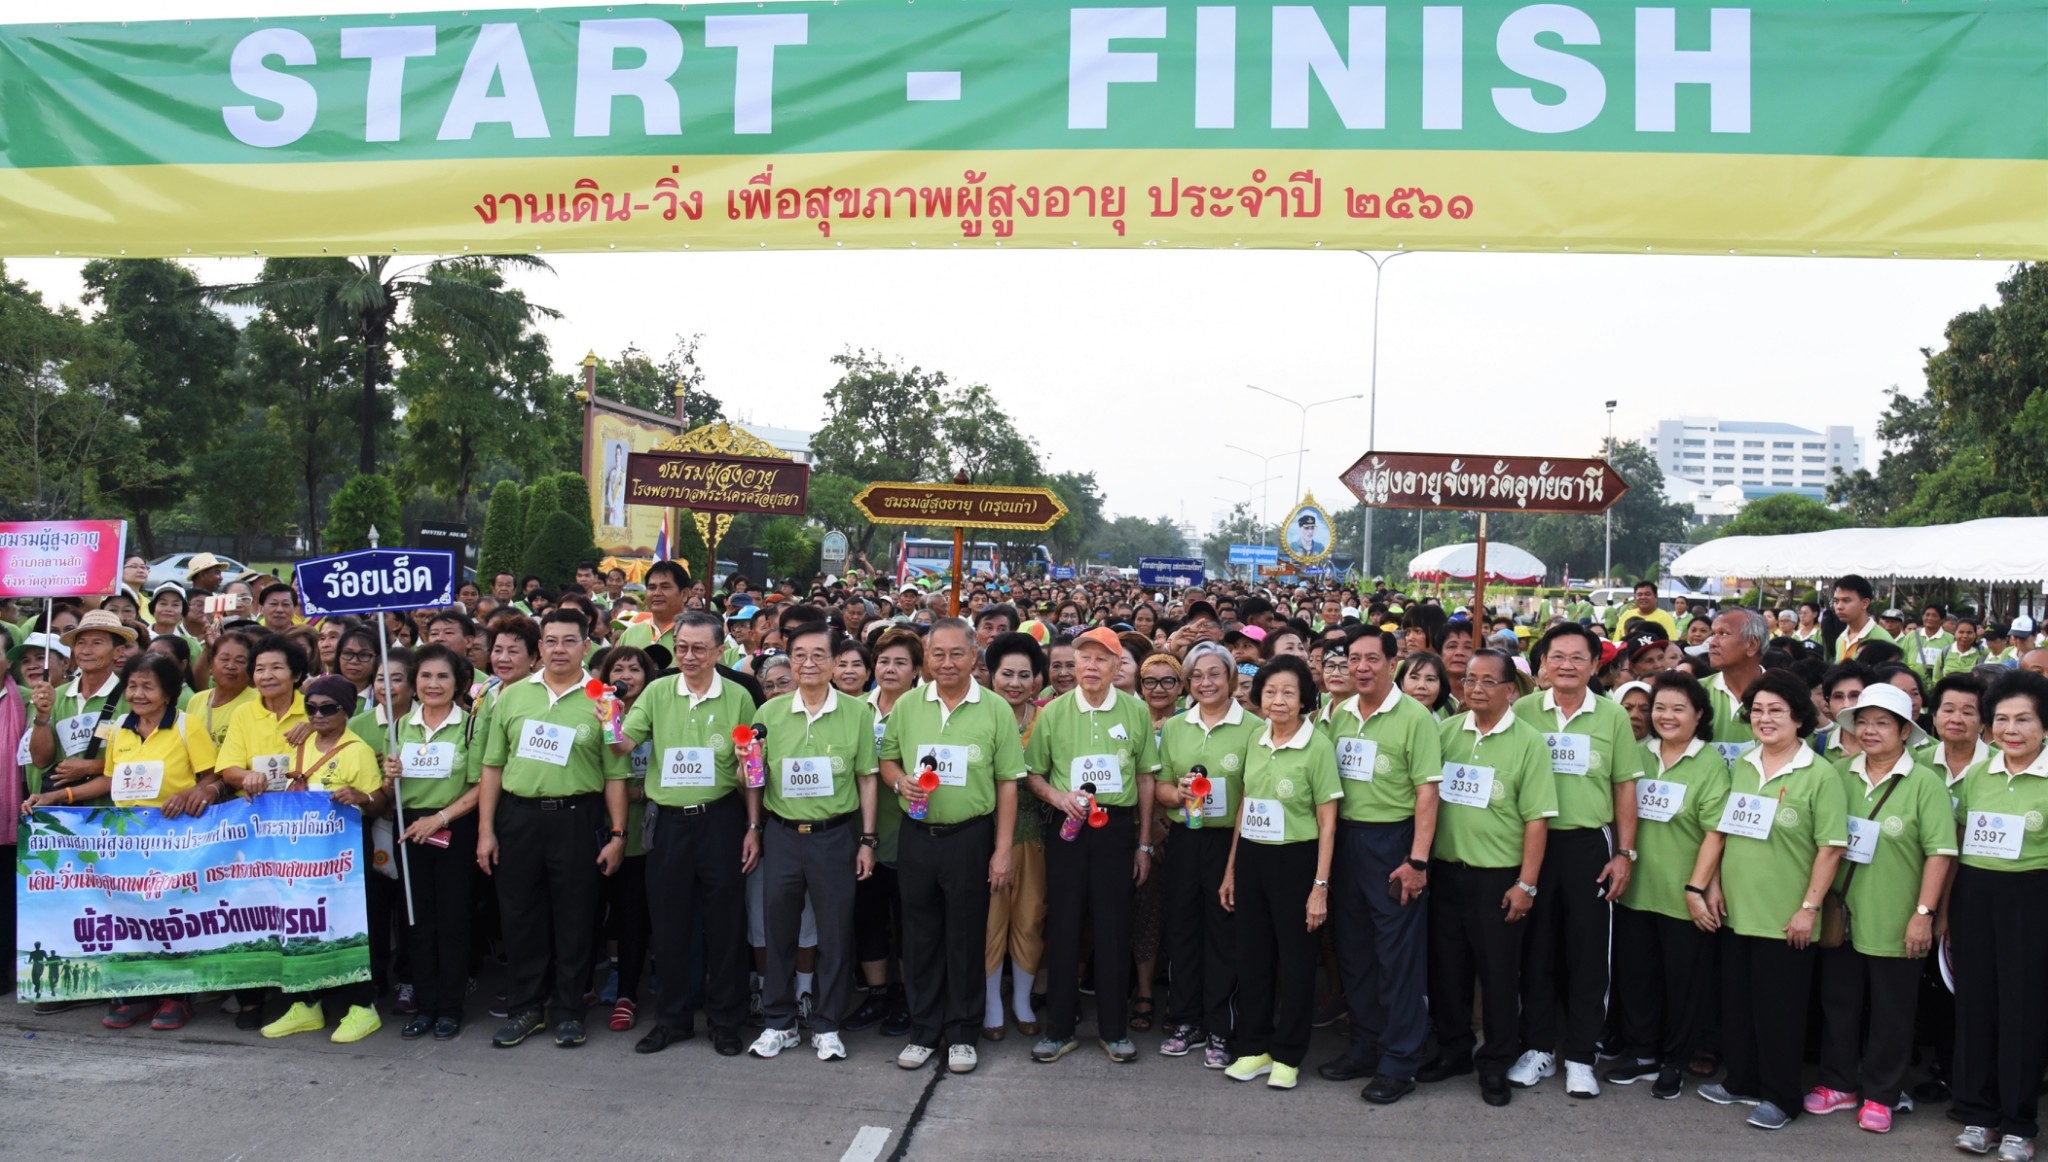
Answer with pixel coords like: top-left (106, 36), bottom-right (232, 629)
top-left (966, 744), bottom-right (984, 762)
top-left (830, 754), bottom-right (847, 774)
top-left (2028, 811), bottom-right (2045, 833)
top-left (1221, 753), bottom-right (1241, 772)
top-left (1882, 815), bottom-right (1905, 837)
top-left (1779, 806), bottom-right (1800, 829)
top-left (1374, 753), bottom-right (1392, 775)
top-left (1117, 748), bottom-right (1132, 768)
top-left (1277, 778), bottom-right (1297, 801)
top-left (1588, 750), bottom-right (1606, 773)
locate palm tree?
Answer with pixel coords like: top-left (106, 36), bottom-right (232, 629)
top-left (208, 255), bottom-right (560, 474)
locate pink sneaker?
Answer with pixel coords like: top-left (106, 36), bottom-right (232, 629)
top-left (1857, 1100), bottom-right (1893, 1133)
top-left (1804, 1086), bottom-right (1859, 1115)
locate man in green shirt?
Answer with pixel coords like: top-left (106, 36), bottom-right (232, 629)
top-left (477, 608), bottom-right (629, 1050)
top-left (1704, 609), bottom-right (1767, 765)
top-left (1420, 648), bottom-right (1556, 1108)
top-left (26, 610), bottom-right (133, 798)
top-left (1832, 574), bottom-right (1894, 663)
top-left (1901, 603), bottom-right (1955, 681)
top-left (618, 608), bottom-right (762, 1059)
top-left (1024, 625), bottom-right (1160, 1065)
top-left (1508, 624), bottom-right (1644, 1099)
top-left (882, 618), bottom-right (1024, 1075)
top-left (1318, 627), bottom-right (1442, 1102)
top-left (615, 561), bottom-right (687, 655)
top-left (747, 620), bottom-right (877, 1063)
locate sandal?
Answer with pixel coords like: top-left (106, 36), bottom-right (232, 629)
top-left (1129, 997), bottom-right (1154, 1033)
top-left (609, 998), bottom-right (637, 1032)
top-left (1688, 1050), bottom-right (1720, 1078)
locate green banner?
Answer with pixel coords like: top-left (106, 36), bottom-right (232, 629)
top-left (2, 1), bottom-right (2044, 256)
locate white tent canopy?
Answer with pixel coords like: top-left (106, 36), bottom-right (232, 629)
top-left (1410, 541), bottom-right (1548, 585)
top-left (1666, 517), bottom-right (2048, 584)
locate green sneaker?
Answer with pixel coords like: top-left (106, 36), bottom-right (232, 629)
top-left (331, 1004), bottom-right (382, 1044)
top-left (1030, 1035), bottom-right (1079, 1063)
top-left (261, 1001), bottom-right (324, 1039)
top-left (1268, 1062), bottom-right (1300, 1089)
top-left (1225, 1054), bottom-right (1274, 1082)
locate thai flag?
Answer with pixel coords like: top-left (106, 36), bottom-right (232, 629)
top-left (654, 512), bottom-right (669, 562)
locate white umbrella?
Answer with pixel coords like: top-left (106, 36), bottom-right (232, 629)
top-left (1409, 541), bottom-right (1548, 586)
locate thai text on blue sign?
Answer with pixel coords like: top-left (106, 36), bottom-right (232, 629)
top-left (296, 548), bottom-right (456, 616)
top-left (1139, 557), bottom-right (1206, 587)
top-left (1228, 544), bottom-right (1279, 566)
top-left (1050, 565), bottom-right (1076, 580)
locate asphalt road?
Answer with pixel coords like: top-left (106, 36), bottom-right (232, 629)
top-left (1, 990), bottom-right (1972, 1162)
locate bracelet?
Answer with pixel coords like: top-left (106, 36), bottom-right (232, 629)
top-left (1684, 884), bottom-right (1707, 896)
top-left (438, 811), bottom-right (450, 829)
top-left (65, 786), bottom-right (75, 805)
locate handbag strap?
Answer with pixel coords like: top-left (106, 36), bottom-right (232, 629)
top-left (1840, 770), bottom-right (1905, 898)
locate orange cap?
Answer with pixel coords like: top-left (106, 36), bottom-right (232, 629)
top-left (1073, 626), bottom-right (1123, 656)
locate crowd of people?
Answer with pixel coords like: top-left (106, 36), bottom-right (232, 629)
top-left (9, 550), bottom-right (2048, 1159)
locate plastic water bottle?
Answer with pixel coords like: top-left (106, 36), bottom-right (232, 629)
top-left (907, 754), bottom-right (940, 821)
top-left (1060, 783), bottom-right (1097, 842)
top-left (736, 725), bottom-right (766, 789)
top-left (1186, 765), bottom-right (1212, 830)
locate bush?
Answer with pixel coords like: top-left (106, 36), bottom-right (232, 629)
top-left (325, 473), bottom-right (403, 553)
top-left (521, 510), bottom-right (592, 591)
top-left (555, 472), bottom-right (598, 550)
top-left (670, 513), bottom-right (709, 585)
top-left (520, 476), bottom-right (561, 549)
top-left (476, 480), bottom-right (524, 584)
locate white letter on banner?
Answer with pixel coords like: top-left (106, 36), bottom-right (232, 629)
top-left (438, 23), bottom-right (551, 139)
top-left (341, 26), bottom-right (436, 143)
top-left (704, 14), bottom-right (808, 135)
top-left (575, 18), bottom-right (684, 137)
top-left (1069, 8), bottom-right (1167, 129)
top-left (223, 29), bottom-right (318, 148)
top-left (1493, 4), bottom-right (1605, 133)
top-left (1635, 8), bottom-right (1749, 133)
top-left (1422, 7), bottom-right (1464, 130)
top-left (1195, 7), bottom-right (1237, 129)
top-left (1272, 7), bottom-right (1387, 130)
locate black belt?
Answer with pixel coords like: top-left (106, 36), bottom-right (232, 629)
top-left (908, 814), bottom-right (992, 837)
top-left (773, 812), bottom-right (854, 835)
top-left (657, 792), bottom-right (734, 818)
top-left (508, 792), bottom-right (602, 811)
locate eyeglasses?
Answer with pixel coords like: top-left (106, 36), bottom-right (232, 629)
top-left (304, 701), bottom-right (344, 717)
top-left (339, 649), bottom-right (377, 663)
top-left (1461, 676), bottom-right (1508, 690)
top-left (1139, 677), bottom-right (1181, 691)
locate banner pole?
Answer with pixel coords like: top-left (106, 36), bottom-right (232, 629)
top-left (950, 526), bottom-right (965, 618)
top-left (378, 616), bottom-right (416, 926)
top-left (43, 597), bottom-right (52, 674)
top-left (1473, 514), bottom-right (1490, 636)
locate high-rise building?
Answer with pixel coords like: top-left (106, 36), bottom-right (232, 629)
top-left (1644, 417), bottom-right (1863, 500)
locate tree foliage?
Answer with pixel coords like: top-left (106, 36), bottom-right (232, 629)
top-left (324, 473), bottom-right (403, 553)
top-left (477, 480), bottom-right (525, 583)
top-left (1081, 515), bottom-right (1189, 568)
top-left (1712, 492), bottom-right (1850, 539)
top-left (521, 476), bottom-right (563, 548)
top-left (521, 510), bottom-right (592, 590)
top-left (0, 264), bottom-right (137, 521)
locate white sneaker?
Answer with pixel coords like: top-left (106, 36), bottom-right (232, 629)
top-left (1564, 1060), bottom-right (1600, 1099)
top-left (747, 1027), bottom-right (798, 1059)
top-left (948, 1044), bottom-right (978, 1074)
top-left (897, 1043), bottom-right (936, 1070)
top-left (1507, 1050), bottom-right (1556, 1088)
top-left (812, 1031), bottom-right (847, 1061)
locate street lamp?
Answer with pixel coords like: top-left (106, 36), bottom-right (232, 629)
top-left (1223, 444), bottom-right (1305, 533)
top-left (1603, 399), bottom-right (1618, 584)
top-left (1217, 474), bottom-right (1282, 542)
top-left (1245, 384), bottom-right (1363, 511)
top-left (1356, 250), bottom-right (1410, 580)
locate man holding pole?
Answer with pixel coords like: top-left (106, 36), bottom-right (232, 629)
top-left (27, 610), bottom-right (132, 799)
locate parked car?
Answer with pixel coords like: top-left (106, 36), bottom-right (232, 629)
top-left (145, 553), bottom-right (249, 592)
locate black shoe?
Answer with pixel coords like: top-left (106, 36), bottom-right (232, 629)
top-left (30, 999), bottom-right (95, 1015)
top-left (880, 1006), bottom-right (912, 1038)
top-left (1363, 1074), bottom-right (1417, 1105)
top-left (711, 1025), bottom-right (744, 1057)
top-left (1652, 1067), bottom-right (1683, 1100)
top-left (1602, 1057), bottom-right (1660, 1086)
top-left (433, 1017), bottom-right (462, 1040)
top-left (400, 1014), bottom-right (434, 1040)
top-left (1914, 1076), bottom-right (1952, 1104)
top-left (492, 1010), bottom-right (544, 1048)
top-left (843, 992), bottom-right (886, 1033)
top-left (636, 1024), bottom-right (692, 1054)
top-left (1417, 1055), bottom-right (1474, 1084)
top-left (234, 1005), bottom-right (265, 1032)
top-left (1481, 1072), bottom-right (1512, 1107)
top-left (1319, 1055), bottom-right (1373, 1082)
top-left (553, 1019), bottom-right (586, 1047)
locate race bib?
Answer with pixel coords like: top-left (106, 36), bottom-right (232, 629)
top-left (109, 760), bottom-right (165, 802)
top-left (873, 719), bottom-right (887, 749)
top-left (1919, 646), bottom-right (1943, 667)
top-left (1072, 753), bottom-right (1123, 796)
top-left (14, 728), bottom-right (30, 769)
top-left (1717, 793), bottom-right (1779, 841)
top-left (1336, 737), bottom-right (1379, 783)
top-left (1440, 762), bottom-right (1496, 810)
top-left (401, 742), bottom-right (456, 779)
top-left (1845, 816), bottom-right (1879, 865)
top-left (917, 743), bottom-right (968, 787)
top-left (781, 756), bottom-right (835, 799)
top-left (56, 713), bottom-right (96, 757)
top-left (660, 746), bottom-right (715, 788)
top-left (628, 741), bottom-right (651, 782)
top-left (1239, 796), bottom-right (1284, 842)
top-left (1963, 811), bottom-right (2024, 860)
top-left (1713, 741), bottom-right (1753, 767)
top-left (1636, 778), bottom-right (1688, 824)
top-left (1545, 732), bottom-right (1592, 776)
top-left (1199, 779), bottom-right (1229, 818)
top-left (253, 753), bottom-right (293, 792)
top-left (516, 719), bottom-right (572, 767)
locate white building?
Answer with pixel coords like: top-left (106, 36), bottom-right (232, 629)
top-left (1644, 417), bottom-right (1863, 500)
top-left (745, 423), bottom-right (816, 464)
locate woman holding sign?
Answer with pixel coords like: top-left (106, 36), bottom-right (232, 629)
top-left (1948, 671), bottom-right (2048, 1159)
top-left (1219, 654), bottom-right (1341, 1091)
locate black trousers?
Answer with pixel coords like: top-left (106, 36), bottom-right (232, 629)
top-left (761, 818), bottom-right (857, 1034)
top-left (494, 793), bottom-right (605, 1024)
top-left (644, 794), bottom-right (749, 1032)
top-left (899, 814), bottom-right (995, 1048)
top-left (1951, 865), bottom-right (2048, 1139)
top-left (1334, 819), bottom-right (1429, 1078)
top-left (855, 863), bottom-right (902, 967)
top-left (1233, 839), bottom-right (1319, 1068)
top-left (402, 814), bottom-right (477, 1020)
top-left (1163, 824), bottom-right (1235, 1039)
top-left (1520, 826), bottom-right (1611, 1066)
top-left (1721, 933), bottom-right (1816, 1117)
top-left (1043, 807), bottom-right (1137, 1042)
top-left (1428, 861), bottom-right (1526, 1073)
top-left (1610, 904), bottom-right (1711, 1069)
top-left (606, 853), bottom-right (650, 1002)
top-left (1817, 945), bottom-right (1922, 1107)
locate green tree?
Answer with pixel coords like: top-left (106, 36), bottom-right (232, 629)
top-left (938, 383), bottom-right (1042, 486)
top-left (522, 510), bottom-right (592, 590)
top-left (1202, 503), bottom-right (1270, 573)
top-left (191, 406), bottom-right (297, 560)
top-left (521, 476), bottom-right (563, 549)
top-left (570, 336), bottom-right (726, 422)
top-left (758, 517), bottom-right (821, 582)
top-left (1712, 492), bottom-right (1850, 539)
top-left (1926, 263), bottom-right (2048, 509)
top-left (1487, 440), bottom-right (1688, 582)
top-left (0, 264), bottom-right (139, 520)
top-left (325, 473), bottom-right (404, 552)
top-left (670, 513), bottom-right (711, 585)
top-left (229, 261), bottom-right (361, 550)
top-left (554, 471), bottom-right (598, 554)
top-left (477, 480), bottom-right (525, 583)
top-left (208, 255), bottom-right (559, 474)
top-left (1042, 470), bottom-right (1105, 564)
top-left (1081, 515), bottom-right (1189, 568)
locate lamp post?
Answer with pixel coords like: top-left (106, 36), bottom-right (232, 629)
top-left (1356, 250), bottom-right (1410, 580)
top-left (1218, 475), bottom-right (1282, 544)
top-left (1246, 386), bottom-right (1363, 506)
top-left (1603, 399), bottom-right (1618, 584)
top-left (1223, 445), bottom-right (1306, 534)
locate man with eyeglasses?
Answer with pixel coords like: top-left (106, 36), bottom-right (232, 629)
top-left (1419, 648), bottom-right (1556, 1107)
top-left (1508, 624), bottom-right (1644, 1099)
top-left (618, 609), bottom-right (763, 1058)
top-left (476, 608), bottom-right (630, 1050)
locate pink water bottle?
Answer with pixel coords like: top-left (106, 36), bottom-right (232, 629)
top-left (1060, 783), bottom-right (1098, 842)
top-left (907, 754), bottom-right (940, 821)
top-left (736, 725), bottom-right (766, 789)
top-left (1186, 765), bottom-right (1212, 830)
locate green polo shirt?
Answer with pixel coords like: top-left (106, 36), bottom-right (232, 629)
top-left (1513, 689), bottom-right (1644, 831)
top-left (481, 671), bottom-right (629, 798)
top-left (868, 689), bottom-right (908, 860)
top-left (1932, 643), bottom-right (1989, 681)
top-left (1717, 745), bottom-right (1849, 940)
top-left (1834, 621), bottom-right (1896, 663)
top-left (879, 680), bottom-right (1025, 827)
top-left (1024, 685), bottom-right (1161, 809)
top-left (614, 616), bottom-right (678, 654)
top-left (1160, 702), bottom-right (1261, 829)
top-left (34, 671), bottom-right (126, 795)
top-left (1238, 722), bottom-right (1342, 845)
top-left (1836, 755), bottom-right (1957, 957)
top-left (754, 686), bottom-right (877, 821)
top-left (1318, 686), bottom-right (1443, 824)
top-left (621, 671), bottom-right (755, 808)
top-left (1622, 739), bottom-right (1731, 922)
top-left (1901, 629), bottom-right (1956, 680)
top-left (392, 703), bottom-right (483, 813)
top-left (1916, 738), bottom-right (1988, 804)
top-left (347, 702), bottom-right (408, 757)
top-left (1704, 672), bottom-right (1757, 765)
top-left (1432, 709), bottom-right (1558, 869)
top-left (1954, 749), bottom-right (2048, 872)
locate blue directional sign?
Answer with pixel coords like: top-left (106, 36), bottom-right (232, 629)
top-left (295, 548), bottom-right (457, 617)
top-left (1228, 543), bottom-right (1279, 567)
top-left (1049, 565), bottom-right (1076, 580)
top-left (1138, 557), bottom-right (1206, 587)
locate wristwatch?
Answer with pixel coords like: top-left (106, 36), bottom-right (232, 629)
top-left (607, 829), bottom-right (625, 839)
top-left (1620, 848), bottom-right (1638, 862)
top-left (1800, 900), bottom-right (1821, 912)
top-left (1312, 878), bottom-right (1330, 889)
top-left (747, 822), bottom-right (765, 832)
top-left (1915, 903), bottom-right (1936, 917)
top-left (1138, 844), bottom-right (1156, 856)
top-left (1515, 880), bottom-right (1539, 898)
top-left (1406, 857), bottom-right (1429, 873)
top-left (858, 834), bottom-right (879, 849)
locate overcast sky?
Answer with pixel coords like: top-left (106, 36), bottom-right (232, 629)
top-left (9, 1), bottom-right (2015, 534)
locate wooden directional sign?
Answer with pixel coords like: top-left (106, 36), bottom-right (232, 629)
top-left (851, 482), bottom-right (1067, 532)
top-left (1341, 451), bottom-right (1629, 515)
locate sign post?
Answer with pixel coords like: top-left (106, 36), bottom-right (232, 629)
top-left (851, 481), bottom-right (1068, 616)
